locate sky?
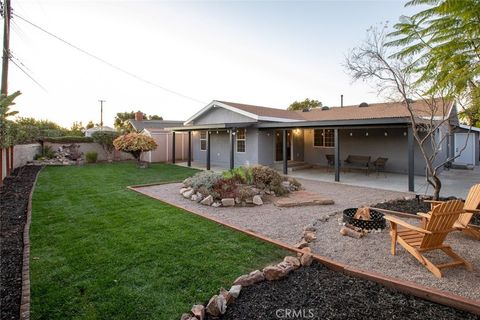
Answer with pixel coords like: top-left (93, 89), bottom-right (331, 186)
top-left (5, 0), bottom-right (421, 128)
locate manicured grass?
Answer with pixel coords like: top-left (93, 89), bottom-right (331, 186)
top-left (30, 162), bottom-right (288, 320)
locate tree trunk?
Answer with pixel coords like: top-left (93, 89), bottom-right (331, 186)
top-left (432, 174), bottom-right (442, 200)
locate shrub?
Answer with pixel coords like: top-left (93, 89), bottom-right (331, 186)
top-left (85, 151), bottom-right (98, 163)
top-left (113, 133), bottom-right (157, 165)
top-left (40, 136), bottom-right (94, 143)
top-left (183, 171), bottom-right (222, 191)
top-left (212, 178), bottom-right (238, 199)
top-left (250, 165), bottom-right (286, 194)
top-left (92, 131), bottom-right (120, 160)
top-left (35, 145), bottom-right (55, 159)
top-left (237, 185), bottom-right (256, 201)
top-left (222, 167), bottom-right (250, 184)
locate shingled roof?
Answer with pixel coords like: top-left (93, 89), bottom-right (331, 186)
top-left (218, 99), bottom-right (454, 122)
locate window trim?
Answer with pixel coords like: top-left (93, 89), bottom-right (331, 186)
top-left (236, 128), bottom-right (246, 153)
top-left (200, 131), bottom-right (207, 151)
top-left (313, 129), bottom-right (335, 149)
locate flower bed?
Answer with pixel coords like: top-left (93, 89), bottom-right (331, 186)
top-left (179, 166), bottom-right (302, 207)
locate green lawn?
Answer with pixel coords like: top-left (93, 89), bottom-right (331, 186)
top-left (30, 162), bottom-right (287, 320)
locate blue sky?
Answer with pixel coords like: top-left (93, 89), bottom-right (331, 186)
top-left (8, 0), bottom-right (420, 127)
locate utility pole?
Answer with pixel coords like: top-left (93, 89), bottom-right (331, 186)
top-left (98, 99), bottom-right (106, 128)
top-left (1, 0), bottom-right (11, 95)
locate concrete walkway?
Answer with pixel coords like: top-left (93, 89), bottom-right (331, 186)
top-left (175, 161), bottom-right (479, 199)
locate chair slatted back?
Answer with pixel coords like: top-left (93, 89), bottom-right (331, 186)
top-left (421, 200), bottom-right (464, 249)
top-left (457, 184), bottom-right (480, 227)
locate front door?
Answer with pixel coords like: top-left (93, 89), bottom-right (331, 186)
top-left (275, 130), bottom-right (292, 161)
top-left (454, 133), bottom-right (475, 165)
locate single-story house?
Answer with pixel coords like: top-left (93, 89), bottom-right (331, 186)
top-left (168, 99), bottom-right (479, 191)
top-left (129, 111), bottom-right (189, 163)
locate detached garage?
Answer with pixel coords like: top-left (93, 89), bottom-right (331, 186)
top-left (453, 124), bottom-right (480, 166)
top-left (141, 128), bottom-right (189, 163)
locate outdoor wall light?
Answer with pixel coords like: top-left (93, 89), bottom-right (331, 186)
top-left (366, 132), bottom-right (369, 136)
top-left (384, 131), bottom-right (388, 136)
top-left (349, 132), bottom-right (353, 136)
top-left (403, 132), bottom-right (407, 136)
top-left (216, 131), bottom-right (219, 134)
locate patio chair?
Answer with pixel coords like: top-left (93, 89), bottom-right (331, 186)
top-left (419, 184), bottom-right (480, 240)
top-left (371, 157), bottom-right (388, 177)
top-left (325, 154), bottom-right (337, 172)
top-left (385, 200), bottom-right (473, 278)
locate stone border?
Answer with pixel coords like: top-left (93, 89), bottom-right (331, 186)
top-left (20, 166), bottom-right (43, 320)
top-left (129, 183), bottom-right (480, 316)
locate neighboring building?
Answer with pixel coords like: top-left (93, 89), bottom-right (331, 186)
top-left (168, 99), bottom-right (480, 192)
top-left (129, 111), bottom-right (189, 163)
top-left (84, 126), bottom-right (116, 137)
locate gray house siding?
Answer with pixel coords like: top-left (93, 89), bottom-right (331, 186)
top-left (192, 107), bottom-right (255, 125)
top-left (304, 128), bottom-right (430, 175)
top-left (258, 129), bottom-right (275, 166)
top-left (192, 128), bottom-right (261, 167)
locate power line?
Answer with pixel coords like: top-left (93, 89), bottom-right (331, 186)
top-left (9, 55), bottom-right (47, 92)
top-left (12, 12), bottom-right (207, 105)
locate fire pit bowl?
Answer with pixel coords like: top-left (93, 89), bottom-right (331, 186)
top-left (343, 208), bottom-right (386, 231)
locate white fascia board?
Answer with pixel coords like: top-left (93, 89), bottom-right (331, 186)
top-left (459, 124), bottom-right (480, 132)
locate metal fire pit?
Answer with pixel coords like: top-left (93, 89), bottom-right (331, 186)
top-left (343, 208), bottom-right (386, 231)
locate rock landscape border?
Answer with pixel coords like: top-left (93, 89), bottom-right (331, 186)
top-left (129, 182), bottom-right (480, 316)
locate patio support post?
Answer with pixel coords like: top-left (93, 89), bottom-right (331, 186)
top-left (334, 129), bottom-right (340, 182)
top-left (187, 131), bottom-right (192, 167)
top-left (407, 125), bottom-right (415, 192)
top-left (172, 131), bottom-right (176, 164)
top-left (206, 131), bottom-right (211, 170)
top-left (229, 128), bottom-right (235, 169)
top-left (282, 129), bottom-right (288, 175)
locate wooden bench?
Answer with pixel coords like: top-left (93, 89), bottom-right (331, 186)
top-left (344, 155), bottom-right (371, 175)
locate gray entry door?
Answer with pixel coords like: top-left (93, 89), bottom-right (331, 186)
top-left (454, 133), bottom-right (475, 165)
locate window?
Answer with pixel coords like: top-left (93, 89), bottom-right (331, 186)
top-left (236, 128), bottom-right (246, 152)
top-left (200, 131), bottom-right (207, 151)
top-left (313, 129), bottom-right (335, 148)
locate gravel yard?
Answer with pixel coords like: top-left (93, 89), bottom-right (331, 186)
top-left (136, 179), bottom-right (408, 245)
top-left (309, 212), bottom-right (480, 300)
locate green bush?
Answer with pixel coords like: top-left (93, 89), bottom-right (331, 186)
top-left (183, 171), bottom-right (222, 191)
top-left (35, 145), bottom-right (56, 159)
top-left (85, 152), bottom-right (98, 163)
top-left (250, 165), bottom-right (287, 194)
top-left (41, 136), bottom-right (94, 143)
top-left (91, 131), bottom-right (120, 158)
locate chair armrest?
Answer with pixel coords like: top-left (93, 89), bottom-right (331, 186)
top-left (465, 208), bottom-right (480, 213)
top-left (384, 215), bottom-right (432, 234)
top-left (417, 212), bottom-right (431, 219)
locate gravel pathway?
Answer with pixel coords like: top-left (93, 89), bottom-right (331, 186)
top-left (135, 179), bottom-right (408, 245)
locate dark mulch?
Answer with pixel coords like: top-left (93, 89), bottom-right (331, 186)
top-left (211, 262), bottom-right (478, 320)
top-left (372, 196), bottom-right (480, 226)
top-left (0, 166), bottom-right (42, 320)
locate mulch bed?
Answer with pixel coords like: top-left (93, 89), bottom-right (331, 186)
top-left (0, 166), bottom-right (42, 320)
top-left (210, 262), bottom-right (477, 320)
top-left (372, 197), bottom-right (479, 225)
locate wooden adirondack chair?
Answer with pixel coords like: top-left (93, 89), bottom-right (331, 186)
top-left (420, 184), bottom-right (480, 240)
top-left (385, 200), bottom-right (473, 278)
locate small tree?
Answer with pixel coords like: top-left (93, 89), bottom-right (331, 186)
top-left (0, 91), bottom-right (21, 148)
top-left (345, 26), bottom-right (468, 199)
top-left (113, 133), bottom-right (157, 167)
top-left (287, 98), bottom-right (322, 111)
top-left (91, 131), bottom-right (120, 162)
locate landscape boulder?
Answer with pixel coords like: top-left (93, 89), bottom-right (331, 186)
top-left (200, 195), bottom-right (214, 206)
top-left (180, 187), bottom-right (189, 195)
top-left (303, 231), bottom-right (317, 243)
top-left (221, 198), bottom-right (235, 207)
top-left (233, 270), bottom-right (264, 286)
top-left (191, 305), bottom-right (205, 320)
top-left (283, 256), bottom-right (301, 269)
top-left (294, 239), bottom-right (309, 249)
top-left (300, 252), bottom-right (313, 267)
top-left (252, 195), bottom-right (263, 205)
top-left (229, 285), bottom-right (242, 298)
top-left (183, 189), bottom-right (195, 199)
top-left (263, 265), bottom-right (288, 281)
top-left (220, 287), bottom-right (234, 305)
top-left (206, 294), bottom-right (226, 317)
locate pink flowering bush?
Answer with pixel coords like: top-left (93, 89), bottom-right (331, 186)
top-left (113, 133), bottom-right (157, 166)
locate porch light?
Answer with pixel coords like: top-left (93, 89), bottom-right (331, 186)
top-left (349, 132), bottom-right (353, 136)
top-left (366, 132), bottom-right (369, 136)
top-left (384, 131), bottom-right (388, 136)
top-left (216, 131), bottom-right (219, 134)
top-left (403, 131), bottom-right (407, 136)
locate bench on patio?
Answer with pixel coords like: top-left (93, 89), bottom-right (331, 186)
top-left (344, 155), bottom-right (371, 175)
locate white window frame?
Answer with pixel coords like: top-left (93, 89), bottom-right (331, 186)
top-left (313, 129), bottom-right (335, 148)
top-left (236, 128), bottom-right (246, 153)
top-left (200, 131), bottom-right (207, 151)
